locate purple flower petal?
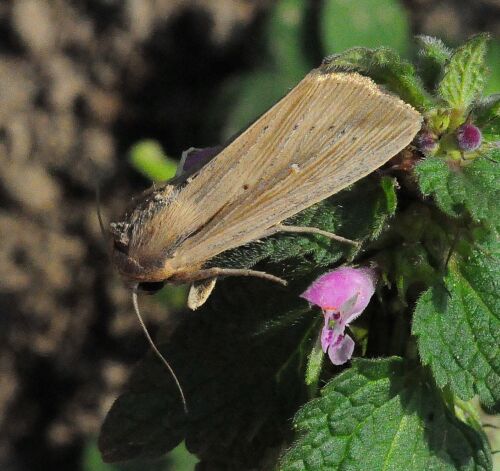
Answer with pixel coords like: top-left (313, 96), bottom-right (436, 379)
top-left (321, 324), bottom-right (334, 353)
top-left (327, 334), bottom-right (355, 365)
top-left (301, 267), bottom-right (376, 317)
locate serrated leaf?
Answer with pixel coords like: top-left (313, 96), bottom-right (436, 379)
top-left (99, 278), bottom-right (314, 468)
top-left (416, 35), bottom-right (452, 89)
top-left (474, 94), bottom-right (500, 143)
top-left (279, 358), bottom-right (492, 471)
top-left (438, 34), bottom-right (489, 111)
top-left (413, 243), bottom-right (500, 409)
top-left (129, 140), bottom-right (178, 182)
top-left (415, 156), bottom-right (500, 228)
top-left (322, 47), bottom-right (433, 110)
top-left (474, 94), bottom-right (500, 125)
top-left (321, 0), bottom-right (410, 56)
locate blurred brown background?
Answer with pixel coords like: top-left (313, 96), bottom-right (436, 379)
top-left (0, 1), bottom-right (498, 470)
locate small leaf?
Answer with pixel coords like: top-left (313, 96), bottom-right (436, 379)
top-left (438, 34), bottom-right (489, 111)
top-left (416, 35), bottom-right (452, 89)
top-left (473, 94), bottom-right (500, 126)
top-left (305, 331), bottom-right (324, 387)
top-left (322, 47), bottom-right (433, 110)
top-left (321, 0), bottom-right (411, 56)
top-left (129, 140), bottom-right (178, 182)
top-left (279, 358), bottom-right (492, 471)
top-left (372, 176), bottom-right (398, 240)
top-left (413, 243), bottom-right (500, 409)
top-left (474, 94), bottom-right (500, 143)
top-left (415, 156), bottom-right (500, 228)
top-left (485, 40), bottom-right (500, 95)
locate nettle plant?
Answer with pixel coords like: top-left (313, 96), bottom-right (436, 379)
top-left (99, 36), bottom-right (499, 470)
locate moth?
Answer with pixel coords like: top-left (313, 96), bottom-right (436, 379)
top-left (110, 64), bottom-right (422, 309)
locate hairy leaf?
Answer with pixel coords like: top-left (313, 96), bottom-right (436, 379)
top-left (413, 243), bottom-right (500, 409)
top-left (279, 358), bottom-right (491, 471)
top-left (438, 34), bottom-right (489, 111)
top-left (322, 47), bottom-right (433, 110)
top-left (416, 35), bottom-right (452, 89)
top-left (415, 156), bottom-right (500, 228)
top-left (474, 94), bottom-right (500, 143)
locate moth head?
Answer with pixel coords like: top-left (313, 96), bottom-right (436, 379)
top-left (109, 189), bottom-right (177, 291)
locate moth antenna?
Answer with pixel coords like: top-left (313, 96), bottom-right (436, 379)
top-left (132, 290), bottom-right (188, 414)
top-left (95, 182), bottom-right (108, 243)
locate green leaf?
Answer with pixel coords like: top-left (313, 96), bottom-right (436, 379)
top-left (305, 332), bottom-right (324, 387)
top-left (413, 242), bottom-right (500, 409)
top-left (279, 358), bottom-right (492, 471)
top-left (438, 34), bottom-right (489, 111)
top-left (474, 94), bottom-right (500, 125)
top-left (415, 156), bottom-right (500, 228)
top-left (416, 35), bottom-right (452, 89)
top-left (129, 140), bottom-right (178, 182)
top-left (322, 47), bottom-right (433, 110)
top-left (99, 278), bottom-right (314, 468)
top-left (373, 176), bottom-right (398, 239)
top-left (484, 40), bottom-right (500, 95)
top-left (474, 94), bottom-right (500, 143)
top-left (321, 0), bottom-right (411, 56)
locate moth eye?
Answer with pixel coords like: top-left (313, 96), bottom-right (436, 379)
top-left (113, 239), bottom-right (129, 255)
top-left (110, 221), bottom-right (131, 255)
top-left (138, 281), bottom-right (165, 294)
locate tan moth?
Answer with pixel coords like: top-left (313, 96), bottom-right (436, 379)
top-left (110, 66), bottom-right (421, 296)
top-left (108, 63), bottom-right (422, 410)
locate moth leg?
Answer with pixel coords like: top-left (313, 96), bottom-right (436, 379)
top-left (193, 268), bottom-right (287, 286)
top-left (272, 224), bottom-right (358, 246)
top-left (187, 278), bottom-right (217, 310)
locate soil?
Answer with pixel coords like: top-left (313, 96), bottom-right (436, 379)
top-left (0, 1), bottom-right (497, 470)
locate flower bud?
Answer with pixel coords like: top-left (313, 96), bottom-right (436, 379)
top-left (416, 131), bottom-right (438, 155)
top-left (456, 124), bottom-right (482, 152)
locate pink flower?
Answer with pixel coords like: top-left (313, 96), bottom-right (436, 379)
top-left (301, 267), bottom-right (377, 365)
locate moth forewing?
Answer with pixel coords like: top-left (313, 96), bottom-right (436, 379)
top-left (112, 68), bottom-right (422, 289)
